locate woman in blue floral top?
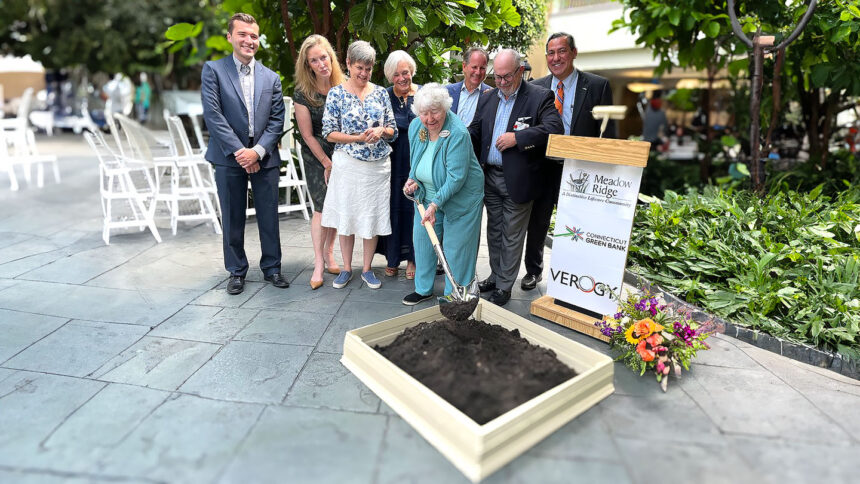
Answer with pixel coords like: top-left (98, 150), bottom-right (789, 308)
top-left (321, 40), bottom-right (397, 290)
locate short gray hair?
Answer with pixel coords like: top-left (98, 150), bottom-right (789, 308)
top-left (346, 40), bottom-right (376, 66)
top-left (494, 48), bottom-right (523, 69)
top-left (463, 46), bottom-right (489, 66)
top-left (383, 50), bottom-right (416, 83)
top-left (412, 83), bottom-right (453, 115)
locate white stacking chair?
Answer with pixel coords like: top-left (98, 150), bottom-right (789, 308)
top-left (246, 96), bottom-right (312, 219)
top-left (84, 130), bottom-right (161, 245)
top-left (284, 95), bottom-right (314, 214)
top-left (188, 113), bottom-right (207, 154)
top-left (113, 114), bottom-right (173, 215)
top-left (104, 111), bottom-right (128, 157)
top-left (13, 129), bottom-right (61, 188)
top-left (246, 96), bottom-right (313, 220)
top-left (0, 128), bottom-right (60, 191)
top-left (164, 115), bottom-right (221, 235)
top-left (0, 87), bottom-right (33, 136)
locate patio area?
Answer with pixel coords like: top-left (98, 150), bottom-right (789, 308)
top-left (0, 134), bottom-right (858, 484)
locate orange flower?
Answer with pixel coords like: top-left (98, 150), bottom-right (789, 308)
top-left (646, 333), bottom-right (664, 347)
top-left (625, 318), bottom-right (665, 344)
top-left (636, 340), bottom-right (656, 362)
top-left (633, 319), bottom-right (652, 337)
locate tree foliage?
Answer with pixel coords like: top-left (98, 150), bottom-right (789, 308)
top-left (613, 0), bottom-right (747, 77)
top-left (756, 0), bottom-right (860, 166)
top-left (615, 0), bottom-right (860, 170)
top-left (206, 0), bottom-right (532, 88)
top-left (0, 0), bottom-right (221, 79)
top-left (487, 0), bottom-right (548, 52)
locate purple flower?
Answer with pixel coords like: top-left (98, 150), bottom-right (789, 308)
top-left (673, 322), bottom-right (697, 346)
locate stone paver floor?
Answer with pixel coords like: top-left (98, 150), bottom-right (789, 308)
top-left (0, 135), bottom-right (858, 483)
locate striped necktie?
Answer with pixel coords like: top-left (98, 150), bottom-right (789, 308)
top-left (555, 82), bottom-right (564, 116)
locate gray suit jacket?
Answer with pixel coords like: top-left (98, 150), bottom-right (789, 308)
top-left (533, 69), bottom-right (615, 139)
top-left (201, 56), bottom-right (285, 169)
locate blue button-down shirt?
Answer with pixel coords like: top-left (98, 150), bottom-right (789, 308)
top-left (456, 84), bottom-right (481, 126)
top-left (550, 70), bottom-right (578, 135)
top-left (487, 89), bottom-right (518, 166)
top-left (231, 55), bottom-right (266, 159)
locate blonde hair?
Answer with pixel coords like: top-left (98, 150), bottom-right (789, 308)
top-left (294, 34), bottom-right (345, 108)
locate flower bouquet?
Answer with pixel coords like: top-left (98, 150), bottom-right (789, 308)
top-left (595, 291), bottom-right (714, 391)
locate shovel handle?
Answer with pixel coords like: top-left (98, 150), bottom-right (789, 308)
top-left (416, 202), bottom-right (440, 246)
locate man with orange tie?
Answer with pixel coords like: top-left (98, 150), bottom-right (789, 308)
top-left (521, 32), bottom-right (616, 291)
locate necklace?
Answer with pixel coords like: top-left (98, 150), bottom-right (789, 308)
top-left (398, 95), bottom-right (408, 109)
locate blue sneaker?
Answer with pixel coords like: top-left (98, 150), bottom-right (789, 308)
top-left (361, 270), bottom-right (381, 289)
top-left (332, 271), bottom-right (353, 289)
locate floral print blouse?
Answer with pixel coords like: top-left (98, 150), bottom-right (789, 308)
top-left (322, 83), bottom-right (398, 162)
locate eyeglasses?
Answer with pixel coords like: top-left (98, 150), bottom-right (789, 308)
top-left (546, 48), bottom-right (571, 57)
top-left (493, 72), bottom-right (516, 82)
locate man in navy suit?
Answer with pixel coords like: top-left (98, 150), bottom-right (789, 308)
top-left (202, 13), bottom-right (288, 295)
top-left (468, 49), bottom-right (564, 306)
top-left (520, 32), bottom-right (616, 291)
top-left (446, 46), bottom-right (491, 127)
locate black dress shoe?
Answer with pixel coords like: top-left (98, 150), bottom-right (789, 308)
top-left (521, 273), bottom-right (543, 291)
top-left (478, 278), bottom-right (496, 293)
top-left (264, 272), bottom-right (290, 288)
top-left (488, 289), bottom-right (511, 306)
top-left (226, 275), bottom-right (245, 295)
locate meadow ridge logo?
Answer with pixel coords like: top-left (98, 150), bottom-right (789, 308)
top-left (566, 169), bottom-right (589, 193)
top-left (554, 223), bottom-right (628, 251)
top-left (549, 269), bottom-right (618, 298)
top-left (561, 168), bottom-right (636, 207)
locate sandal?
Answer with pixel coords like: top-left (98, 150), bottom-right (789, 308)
top-left (384, 267), bottom-right (398, 277)
top-left (405, 262), bottom-right (416, 280)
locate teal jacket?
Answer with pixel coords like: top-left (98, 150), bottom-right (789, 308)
top-left (408, 111), bottom-right (484, 220)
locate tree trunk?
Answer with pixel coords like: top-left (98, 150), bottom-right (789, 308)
top-left (279, 0), bottom-right (297, 61)
top-left (801, 85), bottom-right (824, 168)
top-left (700, 68), bottom-right (715, 183)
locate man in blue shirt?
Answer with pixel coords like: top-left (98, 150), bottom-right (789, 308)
top-left (446, 47), bottom-right (491, 126)
top-left (521, 32), bottom-right (615, 291)
top-left (468, 49), bottom-right (563, 306)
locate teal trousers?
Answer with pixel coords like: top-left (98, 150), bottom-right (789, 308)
top-left (412, 206), bottom-right (482, 296)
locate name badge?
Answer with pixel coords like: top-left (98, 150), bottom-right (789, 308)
top-left (513, 116), bottom-right (531, 131)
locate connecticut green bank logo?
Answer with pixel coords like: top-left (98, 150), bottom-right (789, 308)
top-left (554, 225), bottom-right (584, 241)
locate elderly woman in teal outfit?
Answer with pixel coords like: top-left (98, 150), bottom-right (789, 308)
top-left (401, 83), bottom-right (485, 305)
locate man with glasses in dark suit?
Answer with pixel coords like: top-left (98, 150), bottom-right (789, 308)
top-left (467, 49), bottom-right (563, 306)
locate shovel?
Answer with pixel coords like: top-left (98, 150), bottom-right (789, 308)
top-left (405, 192), bottom-right (479, 321)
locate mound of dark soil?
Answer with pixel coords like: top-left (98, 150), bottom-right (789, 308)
top-left (375, 318), bottom-right (577, 424)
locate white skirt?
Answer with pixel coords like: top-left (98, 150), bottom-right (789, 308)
top-left (321, 150), bottom-right (392, 239)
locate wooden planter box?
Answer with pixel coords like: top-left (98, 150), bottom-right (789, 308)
top-left (341, 300), bottom-right (614, 482)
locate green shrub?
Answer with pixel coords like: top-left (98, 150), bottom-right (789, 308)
top-left (629, 184), bottom-right (860, 360)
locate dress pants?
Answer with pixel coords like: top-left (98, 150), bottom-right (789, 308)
top-left (524, 162), bottom-right (562, 276)
top-left (483, 166), bottom-right (533, 292)
top-left (214, 162), bottom-right (282, 277)
top-left (413, 205), bottom-right (482, 296)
